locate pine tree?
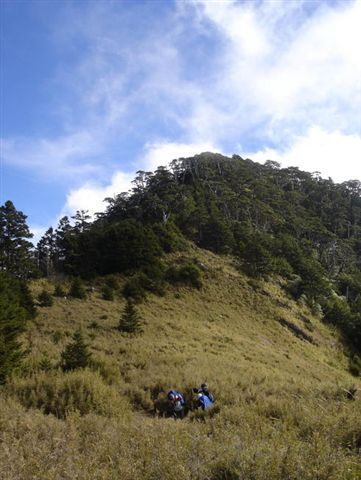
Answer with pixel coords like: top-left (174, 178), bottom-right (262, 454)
top-left (0, 200), bottom-right (34, 278)
top-left (0, 272), bottom-right (27, 384)
top-left (37, 227), bottom-right (57, 276)
top-left (69, 277), bottom-right (86, 299)
top-left (61, 330), bottom-right (91, 371)
top-left (118, 299), bottom-right (143, 334)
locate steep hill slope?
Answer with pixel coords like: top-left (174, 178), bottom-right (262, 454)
top-left (1, 247), bottom-right (361, 480)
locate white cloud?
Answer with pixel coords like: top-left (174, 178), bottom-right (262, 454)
top-left (191, 0), bottom-right (361, 140)
top-left (1, 130), bottom-right (103, 179)
top-left (5, 0), bottom-right (361, 229)
top-left (248, 127), bottom-right (361, 182)
top-left (60, 140), bottom-right (220, 219)
top-left (61, 171), bottom-right (134, 218)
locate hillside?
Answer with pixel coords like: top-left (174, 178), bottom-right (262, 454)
top-left (32, 153), bottom-right (361, 357)
top-left (1, 247), bottom-right (361, 480)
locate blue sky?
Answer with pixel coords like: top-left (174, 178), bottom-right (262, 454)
top-left (1, 0), bottom-right (361, 242)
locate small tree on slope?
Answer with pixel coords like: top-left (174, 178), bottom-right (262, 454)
top-left (61, 330), bottom-right (91, 371)
top-left (118, 299), bottom-right (143, 334)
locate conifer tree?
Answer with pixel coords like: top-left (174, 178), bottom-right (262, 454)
top-left (0, 200), bottom-right (34, 278)
top-left (118, 299), bottom-right (143, 334)
top-left (37, 227), bottom-right (57, 276)
top-left (0, 272), bottom-right (27, 384)
top-left (61, 330), bottom-right (91, 371)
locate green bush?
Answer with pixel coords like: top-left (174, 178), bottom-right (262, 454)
top-left (122, 273), bottom-right (148, 302)
top-left (101, 285), bottom-right (114, 301)
top-left (323, 297), bottom-right (353, 329)
top-left (53, 284), bottom-right (65, 297)
top-left (38, 289), bottom-right (53, 307)
top-left (68, 278), bottom-right (86, 299)
top-left (9, 369), bottom-right (128, 418)
top-left (166, 261), bottom-right (203, 289)
top-left (104, 275), bottom-right (119, 290)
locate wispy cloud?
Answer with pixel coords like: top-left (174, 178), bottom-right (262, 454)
top-left (4, 0), bottom-right (361, 229)
top-left (248, 126), bottom-right (361, 183)
top-left (2, 130), bottom-right (103, 179)
top-left (190, 0), bottom-right (361, 141)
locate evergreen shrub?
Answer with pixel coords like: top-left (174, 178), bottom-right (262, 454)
top-left (68, 278), bottom-right (86, 299)
top-left (101, 285), bottom-right (114, 301)
top-left (165, 261), bottom-right (203, 289)
top-left (61, 330), bottom-right (92, 371)
top-left (122, 273), bottom-right (148, 302)
top-left (38, 290), bottom-right (53, 307)
top-left (0, 272), bottom-right (27, 384)
top-left (118, 300), bottom-right (143, 334)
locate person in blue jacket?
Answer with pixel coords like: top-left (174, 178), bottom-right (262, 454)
top-left (196, 390), bottom-right (213, 410)
top-left (200, 383), bottom-right (214, 403)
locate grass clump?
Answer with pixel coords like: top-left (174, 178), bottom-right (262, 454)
top-left (8, 369), bottom-right (128, 418)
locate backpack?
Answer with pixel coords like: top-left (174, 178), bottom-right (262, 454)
top-left (168, 390), bottom-right (184, 405)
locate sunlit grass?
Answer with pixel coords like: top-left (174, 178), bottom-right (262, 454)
top-left (1, 248), bottom-right (360, 479)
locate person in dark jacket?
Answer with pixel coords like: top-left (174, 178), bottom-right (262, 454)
top-left (167, 390), bottom-right (185, 419)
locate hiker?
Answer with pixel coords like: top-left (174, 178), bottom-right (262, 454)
top-left (200, 383), bottom-right (214, 403)
top-left (196, 390), bottom-right (213, 410)
top-left (167, 390), bottom-right (185, 419)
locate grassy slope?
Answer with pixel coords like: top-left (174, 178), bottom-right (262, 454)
top-left (1, 246), bottom-right (361, 480)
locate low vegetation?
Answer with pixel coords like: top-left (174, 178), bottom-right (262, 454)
top-left (1, 249), bottom-right (361, 479)
top-left (1, 155), bottom-right (361, 478)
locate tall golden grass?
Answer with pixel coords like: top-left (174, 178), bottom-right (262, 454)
top-left (1, 248), bottom-right (360, 479)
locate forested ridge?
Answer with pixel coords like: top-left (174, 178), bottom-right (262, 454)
top-left (33, 153), bottom-right (361, 354)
